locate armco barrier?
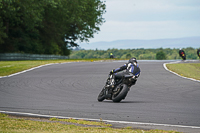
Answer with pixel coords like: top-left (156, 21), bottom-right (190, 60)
top-left (0, 53), bottom-right (69, 61)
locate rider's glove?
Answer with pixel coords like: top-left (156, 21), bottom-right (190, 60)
top-left (110, 69), bottom-right (115, 74)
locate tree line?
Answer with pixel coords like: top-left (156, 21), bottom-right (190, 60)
top-left (70, 47), bottom-right (200, 60)
top-left (0, 0), bottom-right (106, 55)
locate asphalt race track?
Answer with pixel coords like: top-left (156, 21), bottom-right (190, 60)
top-left (0, 60), bottom-right (200, 132)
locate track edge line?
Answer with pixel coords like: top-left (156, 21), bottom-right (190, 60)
top-left (0, 110), bottom-right (200, 129)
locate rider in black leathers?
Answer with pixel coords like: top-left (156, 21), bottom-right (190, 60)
top-left (179, 48), bottom-right (186, 60)
top-left (110, 57), bottom-right (140, 85)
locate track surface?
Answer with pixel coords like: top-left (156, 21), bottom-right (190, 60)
top-left (0, 61), bottom-right (200, 131)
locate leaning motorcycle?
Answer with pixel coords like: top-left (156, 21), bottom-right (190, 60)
top-left (181, 53), bottom-right (186, 60)
top-left (97, 73), bottom-right (137, 102)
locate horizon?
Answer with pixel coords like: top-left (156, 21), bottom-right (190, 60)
top-left (81, 36), bottom-right (200, 43)
top-left (78, 36), bottom-right (200, 50)
top-left (79, 0), bottom-right (200, 45)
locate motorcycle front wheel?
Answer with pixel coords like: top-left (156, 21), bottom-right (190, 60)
top-left (112, 84), bottom-right (129, 102)
top-left (97, 87), bottom-right (106, 102)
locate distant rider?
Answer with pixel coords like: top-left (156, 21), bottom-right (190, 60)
top-left (110, 57), bottom-right (140, 86)
top-left (110, 53), bottom-right (114, 58)
top-left (179, 48), bottom-right (186, 60)
top-left (197, 49), bottom-right (200, 59)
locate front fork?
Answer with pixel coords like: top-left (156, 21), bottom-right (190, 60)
top-left (104, 85), bottom-right (114, 99)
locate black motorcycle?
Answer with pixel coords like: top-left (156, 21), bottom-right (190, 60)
top-left (181, 53), bottom-right (186, 60)
top-left (97, 73), bottom-right (137, 102)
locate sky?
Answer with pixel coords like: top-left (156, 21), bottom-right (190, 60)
top-left (80, 0), bottom-right (200, 44)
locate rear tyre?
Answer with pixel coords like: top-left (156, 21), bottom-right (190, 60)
top-left (112, 84), bottom-right (129, 102)
top-left (97, 87), bottom-right (106, 102)
top-left (182, 55), bottom-right (186, 60)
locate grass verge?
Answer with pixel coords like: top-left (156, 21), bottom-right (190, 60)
top-left (0, 59), bottom-right (116, 76)
top-left (0, 113), bottom-right (179, 133)
top-left (49, 117), bottom-right (112, 127)
top-left (166, 63), bottom-right (200, 80)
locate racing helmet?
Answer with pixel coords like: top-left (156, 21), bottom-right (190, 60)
top-left (128, 57), bottom-right (137, 64)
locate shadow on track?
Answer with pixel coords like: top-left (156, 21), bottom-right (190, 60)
top-left (97, 100), bottom-right (152, 104)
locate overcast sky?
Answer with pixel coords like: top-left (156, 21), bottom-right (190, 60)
top-left (85, 0), bottom-right (200, 43)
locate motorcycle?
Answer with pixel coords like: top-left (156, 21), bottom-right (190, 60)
top-left (97, 73), bottom-right (138, 102)
top-left (180, 52), bottom-right (186, 60)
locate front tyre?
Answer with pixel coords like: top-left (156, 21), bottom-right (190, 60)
top-left (97, 87), bottom-right (106, 102)
top-left (112, 84), bottom-right (129, 102)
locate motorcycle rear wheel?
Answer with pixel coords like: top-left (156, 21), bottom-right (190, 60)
top-left (97, 87), bottom-right (106, 102)
top-left (112, 84), bottom-right (129, 102)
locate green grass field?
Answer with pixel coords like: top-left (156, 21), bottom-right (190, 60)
top-left (166, 63), bottom-right (200, 80)
top-left (0, 113), bottom-right (179, 133)
top-left (0, 59), bottom-right (114, 76)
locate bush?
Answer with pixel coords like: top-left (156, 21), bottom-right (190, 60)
top-left (156, 51), bottom-right (166, 60)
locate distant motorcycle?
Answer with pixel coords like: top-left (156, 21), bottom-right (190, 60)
top-left (97, 73), bottom-right (137, 102)
top-left (179, 49), bottom-right (186, 60)
top-left (181, 52), bottom-right (186, 60)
